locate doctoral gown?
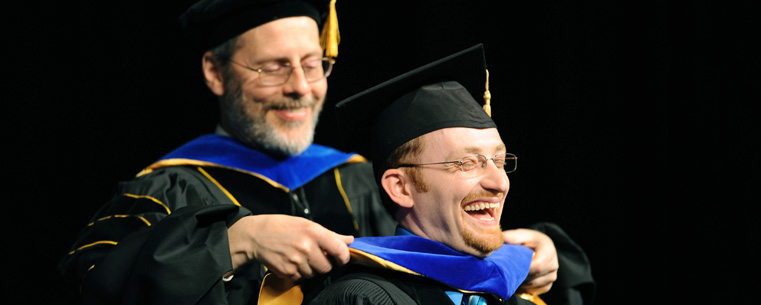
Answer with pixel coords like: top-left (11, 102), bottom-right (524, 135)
top-left (58, 134), bottom-right (397, 304)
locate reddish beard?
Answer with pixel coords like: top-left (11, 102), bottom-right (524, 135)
top-left (461, 190), bottom-right (504, 255)
top-left (462, 224), bottom-right (503, 255)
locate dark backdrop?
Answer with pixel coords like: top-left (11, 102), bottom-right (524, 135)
top-left (10, 0), bottom-right (758, 304)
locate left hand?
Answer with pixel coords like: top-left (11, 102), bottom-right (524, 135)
top-left (503, 229), bottom-right (559, 295)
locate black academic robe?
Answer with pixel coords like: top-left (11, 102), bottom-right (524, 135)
top-left (308, 265), bottom-right (537, 305)
top-left (58, 136), bottom-right (397, 305)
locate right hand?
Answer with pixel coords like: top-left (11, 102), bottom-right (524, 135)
top-left (227, 215), bottom-right (354, 282)
top-left (502, 228), bottom-right (558, 295)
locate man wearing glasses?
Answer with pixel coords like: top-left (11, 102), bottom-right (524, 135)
top-left (59, 1), bottom-right (563, 304)
top-left (308, 44), bottom-right (593, 305)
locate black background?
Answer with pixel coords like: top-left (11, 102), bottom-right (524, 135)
top-left (10, 0), bottom-right (759, 304)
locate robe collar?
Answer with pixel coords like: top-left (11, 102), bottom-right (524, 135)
top-left (137, 134), bottom-right (364, 191)
top-left (348, 228), bottom-right (534, 300)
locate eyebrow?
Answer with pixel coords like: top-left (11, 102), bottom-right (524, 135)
top-left (247, 51), bottom-right (323, 66)
top-left (448, 143), bottom-right (506, 159)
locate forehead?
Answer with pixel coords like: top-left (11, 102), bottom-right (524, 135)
top-left (235, 16), bottom-right (322, 59)
top-left (421, 127), bottom-right (505, 158)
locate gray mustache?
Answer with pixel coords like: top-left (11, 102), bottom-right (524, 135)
top-left (265, 98), bottom-right (316, 111)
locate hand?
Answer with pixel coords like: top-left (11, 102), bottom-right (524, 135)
top-left (227, 215), bottom-right (354, 282)
top-left (503, 229), bottom-right (558, 295)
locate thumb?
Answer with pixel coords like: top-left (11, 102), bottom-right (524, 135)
top-left (319, 234), bottom-right (354, 266)
top-left (502, 229), bottom-right (539, 249)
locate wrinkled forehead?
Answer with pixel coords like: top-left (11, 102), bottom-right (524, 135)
top-left (419, 127), bottom-right (504, 159)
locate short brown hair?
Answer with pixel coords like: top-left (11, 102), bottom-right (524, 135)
top-left (376, 136), bottom-right (429, 216)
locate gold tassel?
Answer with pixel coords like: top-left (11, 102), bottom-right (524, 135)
top-left (320, 0), bottom-right (340, 58)
top-left (483, 69), bottom-right (492, 117)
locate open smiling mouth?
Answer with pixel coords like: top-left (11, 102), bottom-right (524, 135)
top-left (462, 201), bottom-right (499, 222)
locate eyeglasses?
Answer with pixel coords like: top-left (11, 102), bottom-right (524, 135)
top-left (229, 57), bottom-right (335, 86)
top-left (397, 153), bottom-right (517, 176)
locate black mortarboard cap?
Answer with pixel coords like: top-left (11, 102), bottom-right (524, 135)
top-left (335, 43), bottom-right (496, 163)
top-left (179, 0), bottom-right (340, 56)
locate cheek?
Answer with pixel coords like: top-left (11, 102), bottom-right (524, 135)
top-left (240, 94), bottom-right (266, 117)
top-left (243, 85), bottom-right (278, 103)
top-left (311, 80), bottom-right (328, 101)
top-left (433, 177), bottom-right (472, 216)
top-left (235, 73), bottom-right (277, 101)
top-left (452, 179), bottom-right (486, 214)
top-left (455, 177), bottom-right (482, 199)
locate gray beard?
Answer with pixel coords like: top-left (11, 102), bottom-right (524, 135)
top-left (221, 78), bottom-right (320, 156)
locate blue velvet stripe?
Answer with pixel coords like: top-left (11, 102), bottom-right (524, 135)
top-left (156, 134), bottom-right (359, 190)
top-left (350, 236), bottom-right (534, 300)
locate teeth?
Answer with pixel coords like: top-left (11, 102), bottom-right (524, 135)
top-left (464, 202), bottom-right (499, 211)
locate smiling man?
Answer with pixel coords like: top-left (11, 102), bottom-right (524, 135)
top-left (397, 127), bottom-right (510, 257)
top-left (208, 15), bottom-right (328, 156)
top-left (59, 2), bottom-right (399, 304)
top-left (392, 127), bottom-right (511, 258)
top-left (309, 44), bottom-right (594, 305)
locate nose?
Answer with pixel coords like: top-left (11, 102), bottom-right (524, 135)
top-left (480, 160), bottom-right (510, 194)
top-left (282, 66), bottom-right (311, 97)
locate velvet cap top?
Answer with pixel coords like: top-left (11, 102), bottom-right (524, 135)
top-left (179, 0), bottom-right (331, 53)
top-left (335, 43), bottom-right (496, 163)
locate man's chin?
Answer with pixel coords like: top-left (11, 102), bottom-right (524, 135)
top-left (258, 126), bottom-right (315, 156)
top-left (462, 226), bottom-right (504, 256)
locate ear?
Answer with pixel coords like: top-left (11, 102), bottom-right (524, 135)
top-left (202, 51), bottom-right (225, 97)
top-left (381, 169), bottom-right (415, 209)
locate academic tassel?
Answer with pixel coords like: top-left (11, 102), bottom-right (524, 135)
top-left (320, 0), bottom-right (340, 58)
top-left (483, 69), bottom-right (492, 117)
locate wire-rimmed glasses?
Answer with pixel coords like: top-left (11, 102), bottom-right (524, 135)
top-left (230, 57), bottom-right (335, 86)
top-left (397, 153), bottom-right (517, 176)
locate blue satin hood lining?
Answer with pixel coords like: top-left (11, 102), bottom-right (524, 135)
top-left (349, 235), bottom-right (533, 300)
top-left (147, 134), bottom-right (361, 190)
